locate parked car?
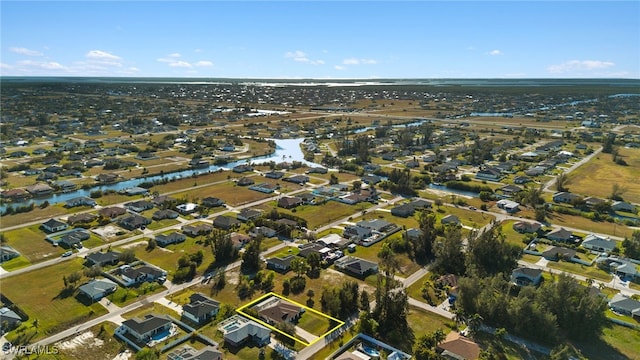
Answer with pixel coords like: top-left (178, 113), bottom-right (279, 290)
top-left (62, 251), bottom-right (73, 257)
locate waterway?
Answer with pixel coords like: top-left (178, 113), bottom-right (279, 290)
top-left (428, 184), bottom-right (480, 198)
top-left (1, 138), bottom-right (321, 211)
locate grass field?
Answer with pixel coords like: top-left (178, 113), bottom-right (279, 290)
top-left (272, 201), bottom-right (371, 230)
top-left (575, 322), bottom-right (640, 360)
top-left (0, 204), bottom-right (71, 228)
top-left (1, 224), bottom-right (65, 263)
top-left (547, 261), bottom-right (613, 282)
top-left (567, 147), bottom-right (640, 204)
top-left (545, 211), bottom-right (634, 238)
top-left (2, 258), bottom-right (108, 344)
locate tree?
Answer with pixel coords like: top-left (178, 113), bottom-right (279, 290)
top-left (412, 211), bottom-right (438, 264)
top-left (377, 243), bottom-right (400, 277)
top-left (135, 348), bottom-right (159, 360)
top-left (622, 230), bottom-right (640, 259)
top-left (434, 225), bottom-right (466, 275)
top-left (66, 271), bottom-right (83, 288)
top-left (360, 290), bottom-right (371, 313)
top-left (290, 257), bottom-right (308, 279)
top-left (118, 249), bottom-right (137, 264)
top-left (209, 229), bottom-right (238, 265)
top-left (611, 183), bottom-right (628, 201)
top-left (329, 173), bottom-right (339, 185)
top-left (241, 236), bottom-right (263, 273)
top-left (146, 238), bottom-right (157, 250)
top-left (555, 172), bottom-right (570, 192)
top-left (465, 223), bottom-right (521, 278)
top-left (306, 252), bottom-right (321, 278)
top-left (83, 265), bottom-right (102, 279)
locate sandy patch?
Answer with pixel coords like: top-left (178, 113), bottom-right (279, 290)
top-left (57, 331), bottom-right (104, 351)
top-left (92, 225), bottom-right (124, 239)
top-left (112, 350), bottom-right (132, 360)
top-left (120, 240), bottom-right (146, 249)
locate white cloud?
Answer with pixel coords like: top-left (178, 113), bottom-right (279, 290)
top-left (334, 65), bottom-right (346, 70)
top-left (547, 60), bottom-right (615, 74)
top-left (17, 60), bottom-right (67, 70)
top-left (86, 50), bottom-right (122, 61)
top-left (284, 50), bottom-right (324, 65)
top-left (342, 58), bottom-right (377, 65)
top-left (168, 53), bottom-right (182, 58)
top-left (169, 61), bottom-right (192, 68)
top-left (488, 49), bottom-right (503, 56)
top-left (194, 61), bottom-right (213, 67)
top-left (10, 47), bottom-right (43, 56)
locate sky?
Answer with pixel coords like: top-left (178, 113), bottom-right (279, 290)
top-left (1, 1), bottom-right (639, 79)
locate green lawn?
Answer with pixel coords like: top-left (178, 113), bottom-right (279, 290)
top-left (0, 255), bottom-right (32, 271)
top-left (408, 305), bottom-right (456, 337)
top-left (122, 302), bottom-right (180, 320)
top-left (1, 224), bottom-right (65, 263)
top-left (297, 310), bottom-right (332, 337)
top-left (575, 322), bottom-right (640, 360)
top-left (145, 218), bottom-right (181, 231)
top-left (2, 258), bottom-right (108, 344)
top-left (274, 201), bottom-right (371, 230)
top-left (547, 261), bottom-right (613, 282)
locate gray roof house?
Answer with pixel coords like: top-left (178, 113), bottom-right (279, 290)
top-left (441, 214), bottom-right (460, 225)
top-left (581, 234), bottom-right (617, 253)
top-left (609, 293), bottom-right (640, 319)
top-left (0, 307), bottom-right (22, 330)
top-left (120, 314), bottom-right (172, 344)
top-left (218, 315), bottom-right (271, 347)
top-left (42, 218), bottom-right (68, 233)
top-left (78, 278), bottom-right (117, 301)
top-left (511, 267), bottom-right (543, 286)
top-left (182, 293), bottom-right (220, 325)
top-left (334, 256), bottom-right (379, 277)
top-left (546, 228), bottom-right (573, 242)
top-left (65, 196), bottom-right (96, 208)
top-left (266, 255), bottom-right (296, 273)
top-left (85, 251), bottom-right (121, 267)
top-left (155, 232), bottom-right (187, 247)
top-left (0, 245), bottom-right (20, 263)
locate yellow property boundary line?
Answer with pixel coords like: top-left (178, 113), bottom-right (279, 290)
top-left (236, 292), bottom-right (345, 347)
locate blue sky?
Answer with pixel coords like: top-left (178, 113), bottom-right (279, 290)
top-left (1, 1), bottom-right (639, 78)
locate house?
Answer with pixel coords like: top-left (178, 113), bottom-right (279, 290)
top-left (42, 218), bottom-right (68, 233)
top-left (318, 233), bottom-right (352, 250)
top-left (218, 315), bottom-right (271, 347)
top-left (120, 314), bottom-right (172, 344)
top-left (249, 226), bottom-right (277, 238)
top-left (59, 229), bottom-right (90, 248)
top-left (182, 293), bottom-right (220, 325)
top-left (542, 246), bottom-right (577, 261)
top-left (68, 213), bottom-right (97, 225)
top-left (228, 232), bottom-right (251, 249)
top-left (406, 228), bottom-right (424, 241)
top-left (307, 167), bottom-right (328, 174)
top-left (496, 199), bottom-right (520, 213)
top-left (334, 256), bottom-right (379, 277)
top-left (124, 187), bottom-right (149, 196)
top-left (53, 180), bottom-right (78, 192)
top-left (99, 206), bottom-right (127, 219)
top-left (25, 183), bottom-right (54, 197)
top-left (513, 176), bottom-right (531, 184)
top-left (511, 267), bottom-right (543, 286)
top-left (232, 164), bottom-right (253, 173)
top-left (343, 225), bottom-right (372, 240)
top-left (152, 195), bottom-right (177, 208)
top-left (176, 203), bottom-right (198, 215)
top-left (546, 228), bottom-right (573, 242)
top-left (167, 346), bottom-right (222, 360)
top-left (609, 293), bottom-right (640, 319)
top-left (213, 215), bottom-right (240, 230)
top-left (266, 254), bottom-right (295, 273)
top-left (65, 196), bottom-right (97, 208)
top-left (0, 307), bottom-right (23, 330)
top-left (249, 182), bottom-right (279, 193)
top-left (597, 256), bottom-right (639, 278)
top-left (182, 223), bottom-right (213, 237)
top-left (298, 242), bottom-right (327, 258)
top-left (284, 174), bottom-right (309, 184)
top-left (155, 232), bottom-right (187, 247)
top-left (475, 167), bottom-right (502, 181)
top-left (125, 200), bottom-right (154, 213)
top-left (437, 332), bottom-right (481, 360)
top-left (499, 184), bottom-right (522, 196)
top-left (237, 177), bottom-right (255, 186)
top-left (612, 201), bottom-right (635, 213)
top-left (118, 214), bottom-right (152, 230)
top-left (553, 192), bottom-right (582, 204)
top-left (361, 174), bottom-right (383, 184)
top-left (1, 188), bottom-right (31, 201)
top-left (581, 234), bottom-right (617, 253)
top-left (0, 245), bottom-right (20, 263)
top-left (85, 251), bottom-right (121, 267)
top-left (95, 173), bottom-right (118, 183)
top-left (120, 265), bottom-right (166, 286)
top-left (201, 197), bottom-right (225, 208)
top-left (441, 214), bottom-right (460, 225)
top-left (512, 221), bottom-right (541, 234)
top-left (152, 209), bottom-right (179, 220)
top-left (255, 298), bottom-right (304, 325)
top-left (237, 208), bottom-right (262, 222)
top-left (278, 196), bottom-right (303, 209)
top-left (585, 197), bottom-right (607, 208)
top-left (264, 171), bottom-right (284, 179)
top-left (78, 278), bottom-right (117, 301)
top-left (391, 199), bottom-right (433, 218)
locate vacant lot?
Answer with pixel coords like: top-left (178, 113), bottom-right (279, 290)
top-left (1, 224), bottom-right (65, 263)
top-left (567, 147), bottom-right (640, 204)
top-left (2, 258), bottom-right (108, 344)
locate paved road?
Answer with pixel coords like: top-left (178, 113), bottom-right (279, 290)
top-left (542, 146), bottom-right (603, 193)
